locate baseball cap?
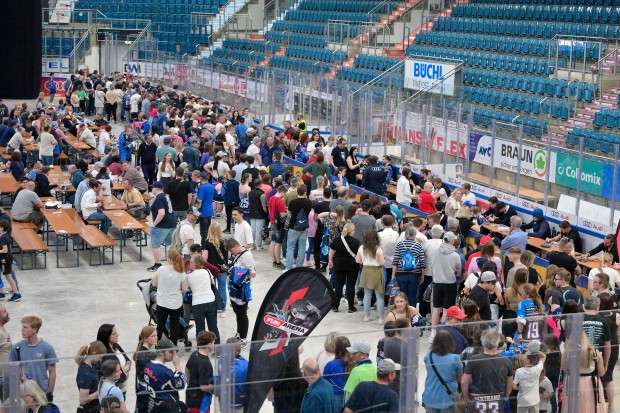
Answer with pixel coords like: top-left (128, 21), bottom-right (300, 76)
top-left (100, 395), bottom-right (121, 411)
top-left (163, 137), bottom-right (172, 144)
top-left (155, 336), bottom-right (176, 350)
top-left (532, 208), bottom-right (544, 219)
top-left (216, 150), bottom-right (228, 158)
top-left (446, 305), bottom-right (466, 320)
top-left (51, 122), bottom-right (58, 128)
top-left (152, 181), bottom-right (164, 189)
top-left (525, 340), bottom-right (541, 355)
top-left (480, 271), bottom-right (498, 283)
top-left (347, 339), bottom-right (372, 354)
top-left (480, 235), bottom-right (493, 244)
top-left (464, 200), bottom-right (475, 208)
top-left (377, 358), bottom-right (401, 374)
top-left (443, 231), bottom-right (456, 243)
top-left (188, 207), bottom-right (201, 217)
top-left (83, 153), bottom-right (94, 159)
top-left (199, 171), bottom-right (210, 179)
top-left (179, 162), bottom-right (189, 169)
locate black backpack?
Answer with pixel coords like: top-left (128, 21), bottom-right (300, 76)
top-left (293, 208), bottom-right (309, 231)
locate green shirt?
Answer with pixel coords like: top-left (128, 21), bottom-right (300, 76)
top-left (155, 146), bottom-right (177, 163)
top-left (302, 161), bottom-right (330, 189)
top-left (343, 360), bottom-right (377, 396)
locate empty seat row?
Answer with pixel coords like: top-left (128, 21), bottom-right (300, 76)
top-left (77, 2), bottom-right (222, 14)
top-left (466, 106), bottom-right (548, 137)
top-left (406, 45), bottom-right (553, 75)
top-left (297, 0), bottom-right (397, 13)
top-left (354, 54), bottom-right (403, 71)
top-left (212, 49), bottom-right (265, 64)
top-left (264, 32), bottom-right (327, 48)
top-left (593, 107), bottom-right (620, 129)
top-left (416, 31), bottom-right (552, 57)
top-left (468, 0), bottom-right (620, 5)
top-left (434, 17), bottom-right (620, 39)
top-left (336, 67), bottom-right (405, 88)
top-left (222, 39), bottom-right (280, 53)
top-left (285, 10), bottom-right (378, 23)
top-left (269, 56), bottom-right (331, 75)
top-left (568, 127), bottom-right (620, 154)
top-left (271, 20), bottom-right (326, 35)
top-left (285, 46), bottom-right (347, 63)
top-left (209, 57), bottom-right (249, 72)
top-left (452, 4), bottom-right (620, 24)
top-left (463, 68), bottom-right (597, 101)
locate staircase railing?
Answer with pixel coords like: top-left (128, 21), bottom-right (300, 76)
top-left (547, 34), bottom-right (613, 82)
top-left (368, 0), bottom-right (398, 17)
top-left (351, 59), bottom-right (406, 97)
top-left (121, 20), bottom-right (152, 62)
top-left (68, 27), bottom-right (92, 73)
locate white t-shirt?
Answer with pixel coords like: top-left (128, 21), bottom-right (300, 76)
top-left (357, 246), bottom-right (383, 266)
top-left (323, 144), bottom-right (334, 165)
top-left (155, 266), bottom-right (185, 309)
top-left (464, 272), bottom-right (481, 290)
top-left (396, 175), bottom-right (412, 205)
top-left (246, 144), bottom-right (260, 165)
top-left (309, 189), bottom-right (324, 202)
top-left (98, 131), bottom-right (111, 155)
top-left (130, 94), bottom-right (141, 113)
top-left (186, 269), bottom-right (215, 305)
top-left (234, 220), bottom-right (254, 246)
top-left (178, 221), bottom-right (195, 256)
top-left (589, 267), bottom-right (620, 293)
top-left (463, 192), bottom-right (477, 206)
top-left (225, 133), bottom-right (236, 158)
top-left (38, 132), bottom-right (57, 157)
top-left (514, 361), bottom-right (544, 407)
top-left (379, 229), bottom-right (399, 268)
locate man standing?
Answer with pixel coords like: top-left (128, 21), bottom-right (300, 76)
top-left (427, 232), bottom-right (462, 343)
top-left (267, 151), bottom-right (286, 180)
top-left (286, 185), bottom-right (313, 270)
top-left (147, 181), bottom-right (177, 272)
top-left (468, 271), bottom-right (498, 322)
top-left (361, 156), bottom-right (387, 195)
top-left (232, 207), bottom-right (254, 249)
top-left (500, 216), bottom-right (528, 254)
top-left (178, 209), bottom-right (200, 258)
top-left (166, 168), bottom-right (193, 222)
top-left (439, 306), bottom-right (469, 354)
top-left (344, 359), bottom-right (400, 413)
top-left (260, 136), bottom-right (278, 167)
top-left (156, 137), bottom-right (177, 163)
top-left (351, 200), bottom-right (377, 242)
top-left (268, 185), bottom-right (287, 270)
top-left (137, 134), bottom-right (158, 187)
top-left (143, 337), bottom-right (187, 413)
top-left (9, 316), bottom-right (58, 401)
top-left (331, 137), bottom-right (348, 168)
top-left (544, 268), bottom-right (582, 313)
top-left (300, 358), bottom-right (335, 413)
top-left (582, 295), bottom-right (612, 368)
top-left (80, 179), bottom-right (112, 235)
top-left (196, 172), bottom-right (215, 244)
top-left (182, 139), bottom-right (201, 173)
top-left (343, 340), bottom-right (377, 400)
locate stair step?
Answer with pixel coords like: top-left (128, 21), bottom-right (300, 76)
top-left (576, 112), bottom-right (595, 120)
top-left (249, 34), bottom-right (264, 40)
top-left (610, 87), bottom-right (620, 94)
top-left (603, 92), bottom-right (619, 100)
top-left (595, 99), bottom-right (619, 109)
top-left (541, 137), bottom-right (566, 147)
top-left (557, 124), bottom-right (574, 132)
top-left (568, 118), bottom-right (592, 127)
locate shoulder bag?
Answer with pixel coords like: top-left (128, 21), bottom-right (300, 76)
top-left (340, 236), bottom-right (356, 259)
top-left (429, 352), bottom-right (467, 412)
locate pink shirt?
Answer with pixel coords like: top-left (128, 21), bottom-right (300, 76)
top-left (308, 210), bottom-right (318, 237)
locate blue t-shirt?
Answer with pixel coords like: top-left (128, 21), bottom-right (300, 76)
top-left (301, 378), bottom-right (335, 413)
top-left (345, 381), bottom-right (399, 413)
top-left (422, 352), bottom-right (463, 409)
top-left (150, 193), bottom-right (176, 228)
top-left (331, 176), bottom-right (348, 188)
top-left (323, 358), bottom-right (347, 395)
top-left (76, 363), bottom-right (100, 394)
top-left (99, 382), bottom-right (124, 403)
top-left (8, 339), bottom-right (58, 393)
top-left (197, 183), bottom-right (215, 218)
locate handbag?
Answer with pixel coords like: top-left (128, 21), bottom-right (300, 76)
top-left (429, 352), bottom-right (467, 412)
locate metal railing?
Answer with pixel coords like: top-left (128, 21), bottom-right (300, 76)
top-left (68, 27), bottom-right (92, 73)
top-left (121, 21), bottom-right (153, 63)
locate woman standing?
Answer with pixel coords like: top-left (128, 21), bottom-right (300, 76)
top-left (422, 331), bottom-right (463, 412)
top-left (187, 254), bottom-right (220, 344)
top-left (323, 335), bottom-right (355, 412)
top-left (105, 84), bottom-right (117, 123)
top-left (356, 229), bottom-right (386, 323)
top-left (345, 147), bottom-right (363, 185)
top-left (301, 151), bottom-right (330, 190)
top-left (75, 341), bottom-right (107, 413)
top-left (98, 360), bottom-right (130, 413)
top-left (503, 268), bottom-right (528, 345)
top-left (318, 205), bottom-right (347, 247)
top-left (444, 188), bottom-right (463, 220)
top-left (598, 293), bottom-right (619, 413)
top-left (315, 332), bottom-right (340, 372)
top-left (206, 151), bottom-right (230, 181)
top-left (202, 222), bottom-right (229, 314)
top-left (467, 241), bottom-right (504, 282)
top-left (153, 248), bottom-right (189, 344)
top-left (248, 179), bottom-right (268, 250)
top-left (96, 324), bottom-right (132, 398)
top-left (133, 326), bottom-right (158, 413)
top-left (94, 85), bottom-right (106, 116)
top-left (385, 292), bottom-right (420, 325)
top-left (157, 152), bottom-right (175, 187)
top-left (329, 223), bottom-right (360, 313)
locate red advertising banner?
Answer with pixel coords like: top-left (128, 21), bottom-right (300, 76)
top-left (39, 77), bottom-right (67, 97)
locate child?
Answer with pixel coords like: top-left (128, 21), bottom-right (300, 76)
top-left (514, 340), bottom-right (547, 413)
top-left (539, 368), bottom-right (554, 413)
top-left (0, 220), bottom-right (21, 301)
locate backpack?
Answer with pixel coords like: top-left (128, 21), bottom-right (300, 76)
top-left (293, 208), bottom-right (309, 231)
top-left (401, 247), bottom-right (417, 271)
top-left (320, 226), bottom-right (329, 264)
top-left (170, 222), bottom-right (190, 252)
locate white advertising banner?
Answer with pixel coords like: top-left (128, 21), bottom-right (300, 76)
top-left (404, 59), bottom-right (457, 96)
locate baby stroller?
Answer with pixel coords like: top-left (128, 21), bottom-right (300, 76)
top-left (137, 278), bottom-right (193, 351)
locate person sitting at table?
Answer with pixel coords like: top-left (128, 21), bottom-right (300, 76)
top-left (96, 166), bottom-right (110, 180)
top-left (546, 220), bottom-right (583, 253)
top-left (7, 127), bottom-right (29, 154)
top-left (90, 162), bottom-right (104, 178)
top-left (77, 123), bottom-right (96, 149)
top-left (121, 179), bottom-right (146, 220)
top-left (108, 156), bottom-right (123, 177)
top-left (500, 216), bottom-right (528, 254)
top-left (80, 178), bottom-right (112, 235)
top-left (547, 237), bottom-right (581, 286)
top-left (68, 164), bottom-right (84, 189)
top-left (583, 234), bottom-right (619, 264)
top-left (34, 166), bottom-right (55, 198)
top-left (587, 252), bottom-right (620, 294)
top-left (27, 161), bottom-right (42, 180)
top-left (521, 208), bottom-right (550, 240)
top-left (76, 153), bottom-right (93, 175)
top-left (487, 201), bottom-right (517, 226)
top-left (5, 150), bottom-right (24, 181)
top-left (120, 161), bottom-right (148, 194)
top-left (481, 196), bottom-right (498, 218)
top-left (11, 181), bottom-right (45, 228)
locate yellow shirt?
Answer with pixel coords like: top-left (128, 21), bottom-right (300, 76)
top-left (121, 188), bottom-right (145, 207)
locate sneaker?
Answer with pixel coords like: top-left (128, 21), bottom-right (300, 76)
top-left (428, 332), bottom-right (436, 344)
top-left (240, 338), bottom-right (248, 349)
top-left (0, 293), bottom-right (5, 301)
top-left (219, 311), bottom-right (227, 318)
top-left (331, 305), bottom-right (339, 312)
top-left (363, 314), bottom-right (372, 322)
top-left (276, 263), bottom-right (286, 270)
top-left (272, 263), bottom-right (280, 270)
top-left (8, 294), bottom-right (21, 302)
top-left (304, 260), bottom-right (311, 267)
top-left (147, 263), bottom-right (162, 272)
top-left (348, 308), bottom-right (357, 314)
top-left (223, 229), bottom-right (231, 234)
top-left (377, 317), bottom-right (385, 325)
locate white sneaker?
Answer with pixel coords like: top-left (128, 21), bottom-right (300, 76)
top-left (219, 311), bottom-right (227, 318)
top-left (363, 314), bottom-right (372, 322)
top-left (428, 332), bottom-right (436, 344)
top-left (377, 317), bottom-right (385, 325)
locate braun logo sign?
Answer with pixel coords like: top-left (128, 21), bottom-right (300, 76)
top-left (404, 59), bottom-right (457, 96)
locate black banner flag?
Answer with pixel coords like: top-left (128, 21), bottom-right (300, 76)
top-left (244, 267), bottom-right (336, 413)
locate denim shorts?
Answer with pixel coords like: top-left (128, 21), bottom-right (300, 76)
top-left (271, 226), bottom-right (284, 244)
top-left (150, 226), bottom-right (174, 248)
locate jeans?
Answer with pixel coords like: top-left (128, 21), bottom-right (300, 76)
top-left (41, 155), bottom-right (53, 167)
top-left (250, 218), bottom-right (265, 248)
top-left (216, 272), bottom-right (227, 310)
top-left (231, 301), bottom-right (249, 339)
top-left (286, 229), bottom-right (307, 270)
top-left (141, 163), bottom-right (156, 187)
top-left (305, 237), bottom-right (315, 261)
top-left (86, 212), bottom-right (111, 235)
top-left (396, 273), bottom-right (421, 307)
top-left (224, 204), bottom-right (237, 231)
top-left (363, 288), bottom-right (385, 317)
top-left (192, 301), bottom-right (220, 344)
top-left (156, 305), bottom-right (182, 344)
top-left (199, 216), bottom-right (212, 244)
top-left (49, 91), bottom-right (55, 103)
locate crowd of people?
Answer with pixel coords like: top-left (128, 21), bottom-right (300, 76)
top-left (1, 70), bottom-right (620, 413)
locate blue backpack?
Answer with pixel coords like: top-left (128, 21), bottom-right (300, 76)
top-left (294, 208), bottom-right (309, 231)
top-left (401, 247), bottom-right (417, 271)
top-left (228, 251), bottom-right (252, 302)
top-left (320, 226), bottom-right (329, 264)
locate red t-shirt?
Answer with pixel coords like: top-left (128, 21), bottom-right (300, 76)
top-left (268, 195), bottom-right (286, 224)
top-left (418, 191), bottom-right (436, 214)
